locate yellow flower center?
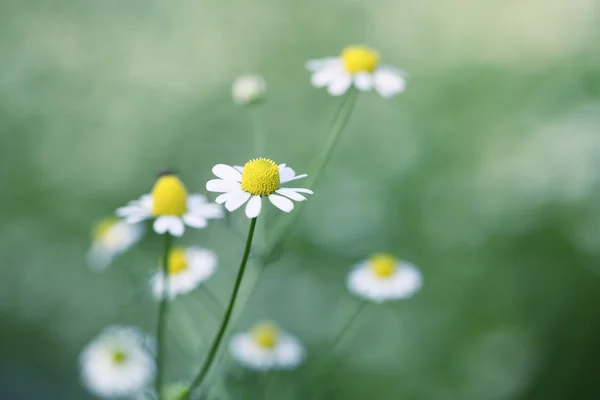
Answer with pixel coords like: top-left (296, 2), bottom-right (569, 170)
top-left (240, 158), bottom-right (280, 196)
top-left (369, 253), bottom-right (397, 278)
top-left (341, 45), bottom-right (380, 74)
top-left (111, 350), bottom-right (127, 364)
top-left (251, 322), bottom-right (279, 349)
top-left (151, 174), bottom-right (188, 216)
top-left (92, 218), bottom-right (116, 241)
top-left (165, 247), bottom-right (188, 275)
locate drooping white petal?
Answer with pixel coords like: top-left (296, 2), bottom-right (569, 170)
top-left (153, 216), bottom-right (171, 235)
top-left (212, 164), bottom-right (242, 181)
top-left (191, 202), bottom-right (224, 219)
top-left (206, 179), bottom-right (241, 193)
top-left (276, 188), bottom-right (307, 202)
top-left (327, 73), bottom-right (352, 96)
top-left (153, 216), bottom-right (184, 237)
top-left (311, 61), bottom-right (343, 88)
top-left (182, 213), bottom-right (208, 229)
top-left (268, 194), bottom-right (294, 213)
top-left (234, 165), bottom-right (244, 173)
top-left (245, 195), bottom-right (262, 218)
top-left (186, 194), bottom-right (208, 207)
top-left (354, 72), bottom-right (374, 91)
top-left (166, 218), bottom-right (185, 237)
top-left (215, 193), bottom-right (230, 204)
top-left (225, 191), bottom-right (252, 212)
top-left (283, 187), bottom-right (313, 194)
top-left (373, 66), bottom-right (407, 98)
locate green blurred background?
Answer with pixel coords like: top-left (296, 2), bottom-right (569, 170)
top-left (2, 0), bottom-right (600, 398)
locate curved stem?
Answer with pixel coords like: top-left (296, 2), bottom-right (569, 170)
top-left (263, 89), bottom-right (359, 259)
top-left (327, 301), bottom-right (366, 352)
top-left (156, 233), bottom-right (173, 400)
top-left (179, 217), bottom-right (258, 399)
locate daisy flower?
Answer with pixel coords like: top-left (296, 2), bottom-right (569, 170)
top-left (347, 253), bottom-right (422, 303)
top-left (306, 45), bottom-right (407, 98)
top-left (232, 74), bottom-right (267, 106)
top-left (79, 326), bottom-right (156, 399)
top-left (116, 170), bottom-right (223, 237)
top-left (229, 321), bottom-right (305, 370)
top-left (151, 246), bottom-right (217, 300)
top-left (206, 158), bottom-right (313, 218)
top-left (87, 217), bottom-right (145, 270)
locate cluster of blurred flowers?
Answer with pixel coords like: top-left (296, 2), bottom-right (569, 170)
top-left (80, 45), bottom-right (418, 400)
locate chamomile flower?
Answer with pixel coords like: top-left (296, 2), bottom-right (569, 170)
top-left (151, 246), bottom-right (217, 300)
top-left (232, 74), bottom-right (267, 105)
top-left (229, 321), bottom-right (305, 370)
top-left (79, 326), bottom-right (156, 399)
top-left (206, 159), bottom-right (313, 218)
top-left (87, 217), bottom-right (145, 270)
top-left (347, 253), bottom-right (422, 303)
top-left (116, 171), bottom-right (223, 237)
top-left (306, 45), bottom-right (407, 98)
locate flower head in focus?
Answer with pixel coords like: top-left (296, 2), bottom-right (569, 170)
top-left (229, 321), bottom-right (305, 370)
top-left (87, 217), bottom-right (144, 270)
top-left (347, 253), bottom-right (422, 303)
top-left (232, 74), bottom-right (267, 106)
top-left (116, 170), bottom-right (223, 237)
top-left (151, 246), bottom-right (217, 300)
top-left (306, 45), bottom-right (407, 98)
top-left (206, 159), bottom-right (313, 218)
top-left (79, 326), bottom-right (156, 399)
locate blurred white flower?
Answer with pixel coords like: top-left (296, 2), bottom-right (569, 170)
top-left (79, 326), bottom-right (156, 399)
top-left (116, 171), bottom-right (223, 237)
top-left (306, 45), bottom-right (407, 98)
top-left (229, 321), bottom-right (304, 370)
top-left (151, 247), bottom-right (217, 300)
top-left (206, 159), bottom-right (313, 218)
top-left (87, 217), bottom-right (144, 270)
top-left (347, 254), bottom-right (422, 303)
top-left (232, 74), bottom-right (267, 105)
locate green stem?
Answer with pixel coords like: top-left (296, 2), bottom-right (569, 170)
top-left (327, 301), bottom-right (366, 352)
top-left (263, 89), bottom-right (359, 259)
top-left (179, 217), bottom-right (258, 399)
top-left (156, 233), bottom-right (173, 400)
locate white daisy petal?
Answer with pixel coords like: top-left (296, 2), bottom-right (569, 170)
top-left (373, 66), bottom-right (407, 98)
top-left (279, 164), bottom-right (296, 183)
top-left (327, 73), bottom-right (352, 96)
top-left (283, 173), bottom-right (308, 183)
top-left (311, 62), bottom-right (343, 88)
top-left (153, 216), bottom-right (171, 235)
top-left (225, 191), bottom-right (252, 212)
top-left (215, 193), bottom-right (230, 204)
top-left (268, 194), bottom-right (294, 213)
top-left (165, 218), bottom-right (185, 237)
top-left (276, 188), bottom-right (307, 202)
top-left (245, 195), bottom-right (262, 218)
top-left (212, 164), bottom-right (242, 181)
top-left (182, 213), bottom-right (208, 229)
top-left (191, 202), bottom-right (224, 219)
top-left (354, 72), bottom-right (374, 91)
top-left (283, 187), bottom-right (313, 194)
top-left (206, 179), bottom-right (240, 193)
top-left (186, 194), bottom-right (208, 207)
top-left (234, 165), bottom-right (244, 173)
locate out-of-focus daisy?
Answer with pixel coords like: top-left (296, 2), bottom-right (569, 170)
top-left (232, 74), bottom-right (267, 106)
top-left (116, 170), bottom-right (223, 237)
top-left (229, 321), bottom-right (305, 370)
top-left (151, 246), bottom-right (217, 300)
top-left (306, 45), bottom-right (407, 98)
top-left (347, 253), bottom-right (422, 303)
top-left (206, 159), bottom-right (313, 218)
top-left (87, 217), bottom-right (144, 270)
top-left (79, 326), bottom-right (156, 399)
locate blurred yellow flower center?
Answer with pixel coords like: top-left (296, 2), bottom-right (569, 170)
top-left (369, 254), bottom-right (397, 278)
top-left (151, 175), bottom-right (188, 216)
top-left (251, 322), bottom-right (279, 349)
top-left (111, 350), bottom-right (127, 364)
top-left (241, 158), bottom-right (280, 196)
top-left (92, 218), bottom-right (116, 241)
top-left (166, 248), bottom-right (188, 275)
top-left (341, 46), bottom-right (379, 73)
